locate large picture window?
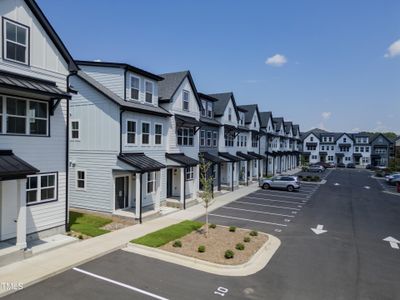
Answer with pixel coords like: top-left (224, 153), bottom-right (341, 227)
top-left (2, 96), bottom-right (48, 135)
top-left (26, 173), bottom-right (57, 204)
top-left (177, 127), bottom-right (194, 146)
top-left (4, 19), bottom-right (29, 65)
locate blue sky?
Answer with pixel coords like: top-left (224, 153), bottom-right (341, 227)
top-left (39, 0), bottom-right (400, 133)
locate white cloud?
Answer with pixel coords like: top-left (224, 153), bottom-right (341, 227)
top-left (265, 54), bottom-right (287, 67)
top-left (351, 127), bottom-right (361, 132)
top-left (384, 39), bottom-right (400, 58)
top-left (321, 112), bottom-right (332, 120)
top-left (374, 120), bottom-right (389, 132)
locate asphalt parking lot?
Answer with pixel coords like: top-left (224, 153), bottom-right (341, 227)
top-left (375, 176), bottom-right (399, 194)
top-left (5, 169), bottom-right (400, 300)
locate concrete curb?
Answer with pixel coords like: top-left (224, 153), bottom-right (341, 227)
top-left (123, 233), bottom-right (281, 277)
top-left (383, 190), bottom-right (400, 197)
top-left (300, 179), bottom-right (327, 185)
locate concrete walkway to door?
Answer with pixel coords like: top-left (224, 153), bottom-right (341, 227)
top-left (0, 183), bottom-right (259, 297)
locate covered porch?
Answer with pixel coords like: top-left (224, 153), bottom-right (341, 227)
top-left (218, 152), bottom-right (243, 191)
top-left (199, 152), bottom-right (224, 193)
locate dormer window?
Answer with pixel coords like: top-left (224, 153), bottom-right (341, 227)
top-left (310, 136), bottom-right (314, 141)
top-left (254, 121), bottom-right (256, 128)
top-left (130, 76), bottom-right (139, 100)
top-left (145, 81), bottom-right (153, 103)
top-left (343, 137), bottom-right (347, 142)
top-left (201, 100), bottom-right (206, 117)
top-left (4, 19), bottom-right (29, 65)
top-left (183, 90), bottom-right (189, 111)
top-left (228, 108), bottom-right (232, 122)
top-left (207, 102), bottom-right (213, 118)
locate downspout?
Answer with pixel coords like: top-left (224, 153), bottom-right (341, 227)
top-left (211, 163), bottom-right (214, 199)
top-left (183, 168), bottom-right (186, 209)
top-left (231, 162), bottom-right (234, 192)
top-left (258, 136), bottom-right (261, 178)
top-left (119, 109), bottom-right (125, 154)
top-left (139, 173), bottom-right (143, 224)
top-left (218, 163), bottom-right (221, 191)
top-left (246, 160), bottom-right (249, 186)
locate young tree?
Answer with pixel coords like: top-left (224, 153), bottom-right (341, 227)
top-left (198, 155), bottom-right (215, 237)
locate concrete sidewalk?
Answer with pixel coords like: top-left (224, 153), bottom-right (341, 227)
top-left (0, 183), bottom-right (259, 297)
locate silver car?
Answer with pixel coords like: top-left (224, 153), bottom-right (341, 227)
top-left (261, 176), bottom-right (301, 192)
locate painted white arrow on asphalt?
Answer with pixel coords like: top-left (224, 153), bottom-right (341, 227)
top-left (311, 224), bottom-right (327, 235)
top-left (334, 183), bottom-right (340, 186)
top-left (383, 236), bottom-right (400, 249)
top-left (364, 186), bottom-right (370, 189)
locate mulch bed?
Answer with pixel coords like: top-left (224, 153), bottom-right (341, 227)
top-left (160, 225), bottom-right (268, 265)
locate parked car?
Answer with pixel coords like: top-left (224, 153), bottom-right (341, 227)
top-left (308, 165), bottom-right (325, 172)
top-left (337, 163), bottom-right (346, 168)
top-left (314, 161), bottom-right (331, 168)
top-left (346, 163), bottom-right (355, 168)
top-left (386, 174), bottom-right (400, 185)
top-left (328, 162), bottom-right (336, 168)
top-left (261, 176), bottom-right (300, 192)
top-left (365, 164), bottom-right (371, 169)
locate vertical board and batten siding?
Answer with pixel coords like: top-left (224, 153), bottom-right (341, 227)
top-left (125, 70), bottom-right (159, 105)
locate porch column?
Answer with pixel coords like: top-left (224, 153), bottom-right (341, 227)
top-left (135, 174), bottom-right (141, 217)
top-left (193, 165), bottom-right (199, 199)
top-left (249, 160), bottom-right (253, 181)
top-left (155, 171), bottom-right (161, 211)
top-left (244, 161), bottom-right (248, 186)
top-left (259, 159), bottom-right (263, 179)
top-left (180, 168), bottom-right (185, 207)
top-left (16, 178), bottom-right (27, 249)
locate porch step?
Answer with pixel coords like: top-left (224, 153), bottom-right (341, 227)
top-left (0, 245), bottom-right (24, 267)
top-left (165, 198), bottom-right (199, 209)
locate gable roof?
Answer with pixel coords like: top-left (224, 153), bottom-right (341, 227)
top-left (198, 92), bottom-right (218, 102)
top-left (237, 104), bottom-right (260, 125)
top-left (273, 117), bottom-right (284, 132)
top-left (75, 71), bottom-right (171, 117)
top-left (25, 0), bottom-right (77, 71)
top-left (76, 60), bottom-right (163, 81)
top-left (292, 124), bottom-right (300, 136)
top-left (208, 92), bottom-right (240, 119)
top-left (259, 111), bottom-right (273, 128)
top-left (158, 71), bottom-right (201, 108)
top-left (284, 121), bottom-right (293, 134)
top-left (370, 133), bottom-right (393, 144)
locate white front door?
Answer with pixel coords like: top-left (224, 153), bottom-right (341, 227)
top-left (0, 180), bottom-right (18, 240)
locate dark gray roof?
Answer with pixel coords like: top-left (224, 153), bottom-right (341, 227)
top-left (76, 71), bottom-right (171, 117)
top-left (199, 152), bottom-right (225, 163)
top-left (236, 152), bottom-right (254, 161)
top-left (175, 114), bottom-right (202, 127)
top-left (292, 124), bottom-right (300, 135)
top-left (273, 117), bottom-right (284, 131)
top-left (0, 150), bottom-right (39, 181)
top-left (24, 0), bottom-right (77, 71)
top-left (166, 153), bottom-right (199, 166)
top-left (248, 151), bottom-right (266, 159)
top-left (284, 121), bottom-right (293, 134)
top-left (0, 70), bottom-right (70, 99)
top-left (208, 92), bottom-right (240, 119)
top-left (260, 111), bottom-right (273, 128)
top-left (218, 152), bottom-right (244, 162)
top-left (200, 117), bottom-right (221, 127)
top-left (118, 153), bottom-right (166, 172)
top-left (76, 61), bottom-right (163, 81)
top-left (198, 92), bottom-right (218, 102)
top-left (237, 104), bottom-right (260, 124)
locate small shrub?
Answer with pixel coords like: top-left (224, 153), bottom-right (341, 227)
top-left (244, 236), bottom-right (251, 243)
top-left (236, 243), bottom-right (245, 250)
top-left (298, 175), bottom-right (303, 179)
top-left (249, 230), bottom-right (258, 236)
top-left (229, 226), bottom-right (236, 232)
top-left (224, 250), bottom-right (234, 259)
top-left (198, 245), bottom-right (206, 253)
top-left (312, 176), bottom-right (320, 182)
top-left (306, 175), bottom-right (312, 180)
top-left (78, 234), bottom-right (83, 240)
top-left (173, 240), bottom-right (182, 248)
top-left (209, 224), bottom-right (216, 229)
top-left (302, 177), bottom-right (309, 182)
top-left (375, 172), bottom-right (383, 177)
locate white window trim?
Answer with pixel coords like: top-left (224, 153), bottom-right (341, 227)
top-left (144, 80), bottom-right (154, 104)
top-left (147, 172), bottom-right (156, 194)
top-left (3, 18), bottom-right (29, 65)
top-left (26, 172), bottom-right (58, 205)
top-left (76, 169), bottom-right (87, 191)
top-left (177, 127), bottom-right (194, 147)
top-left (126, 119), bottom-right (137, 145)
top-left (182, 90), bottom-right (190, 111)
top-left (154, 123), bottom-right (163, 145)
top-left (70, 119), bottom-right (80, 141)
top-left (212, 131), bottom-right (218, 147)
top-left (185, 167), bottom-right (194, 181)
top-left (129, 75), bottom-right (140, 101)
top-left (141, 121), bottom-right (151, 146)
top-left (200, 130), bottom-right (205, 146)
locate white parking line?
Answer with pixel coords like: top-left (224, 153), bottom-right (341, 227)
top-left (244, 196), bottom-right (306, 205)
top-left (73, 267), bottom-right (169, 300)
top-left (222, 206), bottom-right (295, 218)
top-left (234, 200), bottom-right (301, 210)
top-left (249, 193), bottom-right (308, 201)
top-left (209, 214), bottom-right (287, 227)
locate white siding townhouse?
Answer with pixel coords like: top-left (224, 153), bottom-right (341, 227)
top-left (0, 0), bottom-right (76, 256)
top-left (259, 111), bottom-right (276, 176)
top-left (158, 71), bottom-right (202, 209)
top-left (68, 61), bottom-right (170, 222)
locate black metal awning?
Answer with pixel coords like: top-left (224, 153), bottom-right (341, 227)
top-left (248, 151), bottom-right (266, 159)
top-left (306, 142), bottom-right (317, 147)
top-left (238, 126), bottom-right (249, 132)
top-left (371, 154), bottom-right (381, 158)
top-left (0, 70), bottom-right (70, 99)
top-left (166, 153), bottom-right (199, 167)
top-left (175, 114), bottom-right (202, 128)
top-left (118, 153), bottom-right (166, 172)
top-left (199, 117), bottom-right (221, 127)
top-left (199, 152), bottom-right (225, 164)
top-left (319, 151), bottom-right (328, 155)
top-left (302, 152), bottom-right (311, 156)
top-left (353, 153), bottom-right (362, 157)
top-left (265, 151), bottom-right (274, 156)
top-left (0, 150), bottom-right (39, 181)
top-left (236, 152), bottom-right (254, 161)
top-left (335, 153), bottom-right (345, 157)
top-left (218, 152), bottom-right (243, 162)
top-left (338, 143), bottom-right (352, 147)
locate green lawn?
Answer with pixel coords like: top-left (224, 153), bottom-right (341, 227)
top-left (69, 211), bottom-right (112, 237)
top-left (131, 220), bottom-right (203, 247)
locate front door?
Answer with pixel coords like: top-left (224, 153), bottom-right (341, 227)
top-left (167, 169), bottom-right (173, 198)
top-left (115, 176), bottom-right (128, 210)
top-left (0, 180), bottom-right (18, 240)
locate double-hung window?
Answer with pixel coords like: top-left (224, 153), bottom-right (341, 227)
top-left (154, 124), bottom-right (162, 145)
top-left (228, 108), bottom-right (232, 122)
top-left (177, 127), bottom-right (194, 146)
top-left (4, 19), bottom-right (29, 64)
top-left (0, 97), bottom-right (3, 132)
top-left (201, 100), bottom-right (206, 117)
top-left (185, 167), bottom-right (194, 180)
top-left (76, 170), bottom-right (86, 189)
top-left (206, 131), bottom-right (212, 147)
top-left (26, 173), bottom-right (57, 204)
top-left (200, 130), bottom-right (205, 146)
top-left (212, 132), bottom-right (218, 147)
top-left (71, 120), bottom-right (80, 140)
top-left (147, 172), bottom-right (156, 193)
top-left (183, 90), bottom-right (189, 111)
top-left (142, 122), bottom-right (150, 145)
top-left (130, 76), bottom-right (140, 100)
top-left (145, 81), bottom-right (153, 103)
top-left (207, 102), bottom-right (213, 118)
top-left (127, 120), bottom-right (136, 144)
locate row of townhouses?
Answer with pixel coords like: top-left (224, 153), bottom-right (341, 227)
top-left (301, 129), bottom-right (395, 167)
top-left (0, 0), bottom-right (301, 253)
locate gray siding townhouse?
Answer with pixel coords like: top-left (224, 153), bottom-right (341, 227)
top-left (68, 61), bottom-right (170, 222)
top-left (272, 117), bottom-right (286, 174)
top-left (158, 71), bottom-right (201, 209)
top-left (370, 133), bottom-right (393, 167)
top-left (0, 0), bottom-right (76, 256)
top-left (259, 111), bottom-right (276, 176)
